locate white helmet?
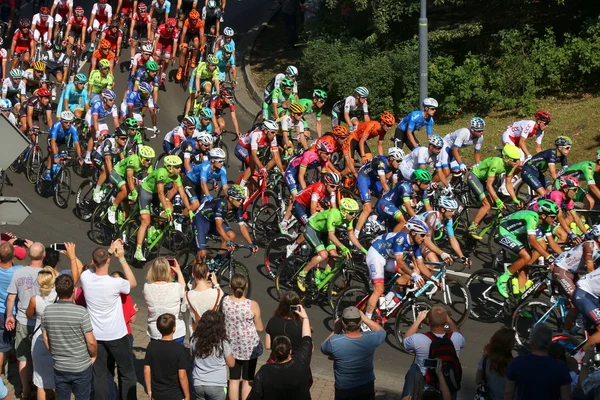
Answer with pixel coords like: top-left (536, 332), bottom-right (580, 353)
top-left (223, 27), bottom-right (234, 37)
top-left (405, 216), bottom-right (429, 234)
top-left (438, 196), bottom-right (458, 211)
top-left (286, 65), bottom-right (298, 77)
top-left (0, 98), bottom-right (11, 110)
top-left (263, 120), bottom-right (278, 131)
top-left (60, 110), bottom-right (75, 122)
top-left (428, 134), bottom-right (443, 148)
top-left (196, 132), bottom-right (213, 145)
top-left (209, 148), bottom-right (226, 160)
top-left (423, 98), bottom-right (439, 108)
top-left (591, 224), bottom-right (600, 237)
top-left (142, 43), bottom-right (154, 54)
top-left (388, 147), bottom-right (405, 162)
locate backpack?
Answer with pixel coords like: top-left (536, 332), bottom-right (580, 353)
top-left (424, 332), bottom-right (462, 393)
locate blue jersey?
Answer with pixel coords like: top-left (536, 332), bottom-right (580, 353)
top-left (57, 83), bottom-right (89, 113)
top-left (48, 120), bottom-right (79, 143)
top-left (194, 116), bottom-right (214, 134)
top-left (198, 198), bottom-right (243, 224)
top-left (371, 231), bottom-right (422, 259)
top-left (380, 181), bottom-right (426, 206)
top-left (215, 50), bottom-right (235, 70)
top-left (90, 98), bottom-right (117, 121)
top-left (398, 110), bottom-right (434, 135)
top-left (186, 160), bottom-right (227, 186)
top-left (358, 156), bottom-right (388, 179)
top-left (132, 69), bottom-right (160, 89)
top-left (126, 90), bottom-right (154, 112)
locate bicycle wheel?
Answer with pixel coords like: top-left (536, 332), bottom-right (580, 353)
top-left (249, 189), bottom-right (278, 217)
top-left (327, 267), bottom-right (370, 311)
top-left (54, 167), bottom-right (71, 208)
top-left (466, 268), bottom-right (506, 323)
top-left (394, 298), bottom-right (435, 350)
top-left (217, 259), bottom-right (252, 297)
top-left (430, 278), bottom-right (471, 327)
top-left (26, 147), bottom-right (42, 184)
top-left (90, 203), bottom-right (118, 245)
top-left (333, 287), bottom-right (369, 319)
top-left (514, 177), bottom-right (533, 204)
top-left (122, 220), bottom-right (140, 262)
top-left (34, 158), bottom-right (47, 196)
top-left (9, 150), bottom-right (23, 173)
top-left (512, 298), bottom-right (563, 351)
top-left (275, 255), bottom-right (306, 299)
top-left (485, 225), bottom-right (502, 262)
top-left (264, 235), bottom-right (294, 280)
top-left (175, 247), bottom-right (197, 282)
top-left (252, 203), bottom-right (281, 247)
top-left (75, 179), bottom-right (96, 221)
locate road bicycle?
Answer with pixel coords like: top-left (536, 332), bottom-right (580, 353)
top-left (9, 129), bottom-right (43, 184)
top-left (34, 152), bottom-right (73, 208)
top-left (178, 42), bottom-right (197, 89)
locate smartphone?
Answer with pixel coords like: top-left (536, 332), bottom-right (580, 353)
top-left (50, 243), bottom-right (67, 252)
top-left (13, 239), bottom-right (26, 247)
top-left (290, 305), bottom-right (301, 312)
top-left (423, 358), bottom-right (440, 369)
top-left (168, 258), bottom-right (176, 275)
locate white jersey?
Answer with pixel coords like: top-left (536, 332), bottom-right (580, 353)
top-left (280, 115), bottom-right (305, 140)
top-left (556, 241), bottom-right (600, 274)
top-left (2, 77), bottom-right (26, 96)
top-left (577, 266), bottom-right (600, 298)
top-left (96, 138), bottom-right (122, 157)
top-left (39, 50), bottom-right (70, 69)
top-left (399, 146), bottom-right (440, 181)
top-left (502, 120), bottom-right (544, 146)
top-left (238, 129), bottom-right (278, 151)
top-left (32, 14), bottom-right (55, 29)
top-left (91, 3), bottom-right (113, 20)
top-left (274, 73), bottom-right (298, 95)
top-left (443, 128), bottom-right (483, 152)
top-left (343, 95), bottom-right (368, 114)
top-left (163, 126), bottom-right (186, 144)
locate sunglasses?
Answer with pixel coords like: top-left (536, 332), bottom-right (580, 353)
top-left (327, 184), bottom-right (338, 189)
top-left (428, 107), bottom-right (437, 111)
top-left (62, 121), bottom-right (72, 124)
top-left (417, 233), bottom-right (427, 238)
top-left (214, 159), bottom-right (225, 164)
top-left (292, 112), bottom-right (303, 116)
top-left (346, 211), bottom-right (357, 217)
top-left (561, 146), bottom-right (571, 150)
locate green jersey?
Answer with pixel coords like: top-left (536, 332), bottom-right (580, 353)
top-left (297, 98), bottom-right (322, 119)
top-left (192, 62), bottom-right (220, 81)
top-left (308, 208), bottom-right (353, 232)
top-left (558, 161), bottom-right (598, 186)
top-left (141, 168), bottom-right (182, 193)
top-left (114, 154), bottom-right (145, 177)
top-left (88, 70), bottom-right (114, 94)
top-left (499, 210), bottom-right (551, 239)
top-left (472, 157), bottom-right (512, 181)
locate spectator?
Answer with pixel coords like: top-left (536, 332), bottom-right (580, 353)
top-left (190, 310), bottom-right (235, 400)
top-left (321, 306), bottom-right (385, 400)
top-left (476, 327), bottom-right (515, 400)
top-left (42, 274), bottom-right (96, 400)
top-left (26, 267), bottom-right (58, 400)
top-left (185, 261), bottom-right (223, 331)
top-left (265, 291), bottom-right (304, 360)
top-left (505, 323), bottom-right (572, 400)
top-left (548, 342), bottom-right (579, 393)
top-left (0, 241), bottom-right (24, 377)
top-left (221, 273), bottom-right (264, 400)
top-left (0, 232), bottom-right (27, 261)
top-left (143, 257), bottom-right (187, 344)
top-left (70, 240), bottom-right (138, 400)
top-left (143, 313), bottom-right (190, 400)
top-left (42, 247), bottom-right (60, 269)
top-left (248, 304), bottom-right (312, 400)
top-left (280, 0), bottom-right (298, 49)
top-left (300, 0), bottom-right (321, 24)
top-left (5, 241), bottom-right (45, 399)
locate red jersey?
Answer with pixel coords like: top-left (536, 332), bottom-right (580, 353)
top-left (91, 3), bottom-right (112, 21)
top-left (132, 12), bottom-right (151, 27)
top-left (102, 27), bottom-right (123, 49)
top-left (155, 23), bottom-right (179, 41)
top-left (238, 128), bottom-right (278, 151)
top-left (54, 0), bottom-right (72, 16)
top-left (205, 94), bottom-right (234, 117)
top-left (12, 29), bottom-right (34, 48)
top-left (68, 15), bottom-right (88, 31)
top-left (295, 182), bottom-right (329, 207)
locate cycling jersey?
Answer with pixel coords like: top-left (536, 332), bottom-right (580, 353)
top-left (48, 120), bottom-right (79, 143)
top-left (266, 87), bottom-right (293, 106)
top-left (19, 96), bottom-right (51, 117)
top-left (163, 126), bottom-right (186, 147)
top-left (150, 0), bottom-right (171, 15)
top-left (499, 210), bottom-right (551, 239)
top-left (238, 128), bottom-right (277, 151)
top-left (289, 151), bottom-right (327, 171)
top-left (352, 120), bottom-right (385, 142)
top-left (2, 78), bottom-right (26, 98)
top-left (443, 128), bottom-right (483, 151)
top-left (12, 29), bottom-right (34, 49)
top-left (67, 15), bottom-right (88, 31)
top-left (201, 5), bottom-right (222, 21)
top-left (280, 115), bottom-right (305, 138)
top-left (399, 146), bottom-right (441, 181)
top-left (101, 27), bottom-right (123, 49)
top-left (418, 211), bottom-right (454, 238)
top-left (308, 208), bottom-right (353, 232)
top-left (204, 94), bottom-right (234, 116)
top-left (524, 148), bottom-right (567, 174)
top-left (57, 82), bottom-right (89, 113)
top-left (91, 48), bottom-right (115, 63)
top-left (123, 90), bottom-right (154, 113)
top-left (297, 98), bottom-right (322, 119)
top-left (192, 62), bottom-right (220, 81)
top-left (502, 120), bottom-right (544, 146)
top-left (22, 69), bottom-right (47, 88)
top-left (113, 154), bottom-right (146, 177)
top-left (215, 49), bottom-right (234, 70)
top-left (39, 50), bottom-right (69, 71)
top-left (357, 156), bottom-right (393, 202)
top-left (264, 73), bottom-right (297, 97)
top-left (183, 18), bottom-right (204, 35)
top-left (132, 12), bottom-right (151, 28)
top-left (555, 240), bottom-right (600, 274)
top-left (529, 190), bottom-right (574, 212)
top-left (88, 70), bottom-right (114, 95)
top-left (193, 118), bottom-right (213, 135)
top-left (558, 161), bottom-right (598, 186)
top-left (358, 156), bottom-right (389, 180)
top-left (154, 23), bottom-right (179, 41)
top-left (471, 157), bottom-right (510, 182)
top-left (53, 0), bottom-right (72, 17)
top-left (379, 181), bottom-right (428, 206)
top-left (199, 197), bottom-right (243, 222)
top-left (0, 49), bottom-right (8, 63)
top-left (185, 160), bottom-right (227, 186)
top-left (32, 13), bottom-right (54, 32)
top-left (86, 97), bottom-right (118, 125)
top-left (132, 69), bottom-right (160, 89)
top-left (177, 139), bottom-right (201, 161)
top-left (398, 110), bottom-right (433, 134)
top-left (331, 95), bottom-right (368, 116)
top-left (370, 231), bottom-right (422, 259)
top-left (91, 3), bottom-right (112, 21)
top-left (294, 182), bottom-right (332, 207)
top-left (142, 167), bottom-right (181, 193)
top-left (576, 267), bottom-right (600, 297)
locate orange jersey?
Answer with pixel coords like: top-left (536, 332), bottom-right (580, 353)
top-left (92, 49), bottom-right (116, 62)
top-left (352, 120), bottom-right (385, 142)
top-left (183, 18), bottom-right (204, 35)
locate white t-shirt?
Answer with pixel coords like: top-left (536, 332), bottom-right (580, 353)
top-left (79, 269), bottom-right (130, 341)
top-left (143, 282), bottom-right (186, 340)
top-left (403, 331), bottom-right (465, 375)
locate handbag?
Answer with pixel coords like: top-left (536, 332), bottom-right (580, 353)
top-left (186, 287), bottom-right (221, 331)
top-left (474, 357), bottom-right (491, 400)
top-left (251, 340), bottom-right (264, 359)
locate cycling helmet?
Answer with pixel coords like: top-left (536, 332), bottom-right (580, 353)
top-left (142, 43), bottom-right (153, 53)
top-left (138, 82), bottom-right (152, 94)
top-left (438, 196), bottom-right (459, 211)
top-left (138, 145), bottom-right (155, 159)
top-left (109, 20), bottom-right (119, 29)
top-left (286, 65), bottom-right (298, 77)
top-left (98, 59), bottom-right (111, 69)
top-left (114, 126), bottom-right (128, 137)
top-left (263, 120), bottom-right (278, 131)
top-left (223, 43), bottom-right (234, 53)
top-left (469, 117), bottom-right (485, 131)
top-left (196, 132), bottom-right (213, 146)
top-left (182, 116), bottom-right (196, 127)
top-left (379, 111), bottom-right (395, 126)
top-left (354, 87), bottom-right (369, 98)
top-left (558, 175), bottom-right (579, 189)
top-left (146, 61), bottom-right (159, 71)
top-left (99, 39), bottom-right (111, 49)
top-left (332, 125), bottom-right (349, 138)
top-left (75, 6), bottom-right (84, 16)
top-left (537, 199), bottom-right (559, 216)
top-left (0, 99), bottom-right (12, 110)
top-left (405, 216), bottom-right (430, 234)
top-left (315, 139), bottom-right (334, 154)
top-left (40, 6), bottom-right (49, 15)
top-left (164, 155), bottom-right (183, 167)
top-left (339, 198), bottom-right (359, 218)
top-left (10, 69), bottom-right (23, 79)
top-left (228, 185), bottom-right (245, 201)
top-left (124, 118), bottom-right (139, 129)
top-left (388, 147), bottom-right (405, 162)
top-left (313, 89), bottom-right (327, 100)
top-left (423, 97), bottom-right (439, 108)
top-left (209, 148), bottom-right (226, 160)
top-left (36, 88), bottom-right (51, 98)
top-left (502, 144), bottom-right (521, 160)
top-left (324, 172), bottom-right (341, 186)
top-left (19, 18), bottom-right (31, 28)
top-left (33, 61), bottom-right (46, 72)
top-left (289, 102), bottom-right (305, 114)
top-left (411, 169), bottom-right (433, 183)
top-left (223, 27), bottom-right (234, 37)
top-left (0, 38), bottom-right (4, 48)
top-left (428, 134), bottom-right (443, 148)
top-left (597, 149), bottom-right (600, 161)
top-left (101, 89), bottom-right (116, 100)
top-left (535, 110), bottom-right (552, 123)
top-left (555, 136), bottom-right (572, 147)
top-left (166, 18), bottom-right (177, 27)
top-left (590, 224), bottom-right (600, 237)
top-left (280, 77), bottom-right (293, 88)
top-left (220, 86), bottom-right (233, 98)
top-left (74, 73), bottom-right (87, 83)
top-left (198, 107), bottom-right (213, 119)
top-left (207, 0), bottom-right (217, 8)
top-left (206, 54), bottom-right (218, 65)
top-left (60, 110), bottom-right (74, 122)
top-left (52, 43), bottom-right (63, 53)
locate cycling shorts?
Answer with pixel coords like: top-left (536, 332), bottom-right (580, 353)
top-left (552, 268), bottom-right (576, 297)
top-left (234, 143), bottom-right (250, 165)
top-left (155, 39), bottom-right (173, 57)
top-left (304, 224), bottom-right (328, 253)
top-left (496, 226), bottom-right (543, 255)
top-left (132, 25), bottom-right (148, 40)
top-left (291, 202), bottom-right (308, 225)
top-left (188, 77), bottom-right (212, 94)
top-left (14, 46), bottom-right (30, 55)
top-left (393, 127), bottom-right (418, 151)
top-left (181, 175), bottom-right (199, 202)
top-left (574, 287), bottom-right (600, 327)
top-left (375, 199), bottom-right (403, 223)
top-left (139, 187), bottom-right (154, 215)
top-left (366, 247), bottom-right (396, 285)
top-left (439, 146), bottom-right (461, 171)
top-left (348, 137), bottom-right (370, 160)
top-left (284, 167), bottom-right (299, 193)
top-left (109, 169), bottom-right (126, 188)
top-left (521, 164), bottom-right (549, 192)
top-left (467, 172), bottom-right (487, 201)
top-left (194, 214), bottom-right (231, 251)
top-left (163, 140), bottom-right (174, 154)
top-left (356, 174), bottom-right (382, 203)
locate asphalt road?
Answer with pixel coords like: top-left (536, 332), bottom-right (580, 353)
top-left (1, 1), bottom-right (506, 396)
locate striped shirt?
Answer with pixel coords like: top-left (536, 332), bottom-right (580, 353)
top-left (41, 300), bottom-right (93, 373)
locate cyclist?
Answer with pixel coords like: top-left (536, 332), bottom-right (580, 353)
top-left (502, 110), bottom-right (551, 161)
top-left (122, 82), bottom-right (157, 135)
top-left (153, 17), bottom-right (180, 83)
top-left (90, 39), bottom-right (116, 74)
top-left (129, 43), bottom-right (155, 78)
top-left (131, 60), bottom-right (160, 104)
top-left (84, 89), bottom-right (120, 163)
top-left (364, 217), bottom-right (433, 321)
top-left (399, 134), bottom-right (449, 187)
top-left (331, 86), bottom-right (370, 132)
top-left (201, 0), bottom-right (222, 41)
top-left (279, 172), bottom-right (340, 235)
top-left (354, 147), bottom-right (404, 237)
top-left (440, 117), bottom-right (485, 176)
top-left (2, 69), bottom-right (26, 112)
top-left (63, 7), bottom-right (87, 59)
top-left (107, 145), bottom-right (156, 224)
top-left (163, 116), bottom-right (196, 153)
top-left (205, 85), bottom-right (239, 137)
top-left (280, 101), bottom-right (309, 150)
top-left (350, 111), bottom-right (396, 163)
top-left (284, 140), bottom-right (333, 197)
top-left (129, 4), bottom-right (152, 59)
top-left (88, 59), bottom-right (114, 98)
top-left (555, 151), bottom-right (600, 210)
top-left (134, 155), bottom-right (192, 262)
top-left (467, 144), bottom-right (522, 239)
top-left (262, 76), bottom-right (295, 120)
top-left (263, 65), bottom-right (298, 99)
top-left (192, 184), bottom-right (258, 261)
top-left (296, 89), bottom-right (326, 137)
top-left (88, 0), bottom-right (113, 48)
top-left (183, 147), bottom-right (228, 211)
top-left (10, 19), bottom-right (35, 70)
top-left (176, 0), bottom-right (197, 29)
top-left (18, 87), bottom-right (52, 135)
top-left (178, 134), bottom-right (212, 172)
top-left (0, 39), bottom-right (7, 83)
top-left (0, 99), bottom-right (15, 125)
top-left (22, 61), bottom-right (48, 94)
top-left (176, 9), bottom-right (204, 81)
top-left (185, 54), bottom-right (219, 115)
top-left (521, 136), bottom-right (571, 197)
top-left (31, 7), bottom-right (54, 49)
top-left (214, 26), bottom-right (235, 56)
top-left (43, 110), bottom-right (82, 180)
top-left (296, 198), bottom-right (366, 292)
top-left (114, 0), bottom-right (137, 24)
top-left (193, 106), bottom-right (214, 134)
top-left (235, 119), bottom-right (284, 188)
top-left (394, 98), bottom-right (438, 150)
top-left (149, 0), bottom-right (171, 31)
top-left (38, 43), bottom-right (69, 99)
top-left (494, 199), bottom-right (563, 298)
top-left (374, 168), bottom-right (432, 234)
top-left (50, 0), bottom-right (72, 42)
top-left (99, 20), bottom-right (123, 58)
top-left (572, 250), bottom-right (600, 350)
top-left (57, 73), bottom-right (89, 117)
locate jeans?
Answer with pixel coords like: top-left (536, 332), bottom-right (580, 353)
top-left (94, 336), bottom-right (137, 400)
top-left (194, 385), bottom-right (227, 400)
top-left (55, 366), bottom-right (93, 400)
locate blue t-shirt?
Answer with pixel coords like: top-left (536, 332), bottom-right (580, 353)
top-left (320, 330), bottom-right (385, 389)
top-left (0, 265), bottom-right (22, 314)
top-left (505, 354), bottom-right (571, 400)
top-left (398, 110), bottom-right (434, 135)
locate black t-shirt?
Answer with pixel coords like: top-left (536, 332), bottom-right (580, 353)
top-left (248, 336), bottom-right (313, 400)
top-left (144, 339), bottom-right (190, 400)
top-left (266, 316), bottom-right (303, 352)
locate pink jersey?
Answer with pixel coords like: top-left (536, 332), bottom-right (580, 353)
top-left (238, 129), bottom-right (278, 151)
top-left (290, 150), bottom-right (328, 170)
top-left (530, 190), bottom-right (574, 212)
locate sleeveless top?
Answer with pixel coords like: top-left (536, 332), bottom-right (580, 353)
top-left (222, 297), bottom-right (260, 360)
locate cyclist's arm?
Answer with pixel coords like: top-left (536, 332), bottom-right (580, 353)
top-left (451, 146), bottom-right (463, 166)
top-left (176, 183), bottom-right (192, 211)
top-left (570, 209), bottom-right (588, 236)
top-left (546, 233), bottom-right (562, 256)
top-left (129, 18), bottom-right (135, 40)
top-left (434, 167), bottom-right (449, 187)
top-left (125, 168), bottom-right (136, 191)
top-left (517, 136), bottom-right (531, 158)
top-left (377, 170), bottom-right (389, 194)
top-left (115, 0), bottom-right (123, 15)
top-left (505, 168), bottom-right (520, 203)
top-left (104, 154), bottom-right (114, 172)
top-left (272, 147), bottom-right (285, 174)
top-left (327, 229), bottom-right (346, 252)
top-left (394, 254), bottom-right (413, 276)
top-left (547, 163), bottom-right (558, 181)
top-left (448, 236), bottom-right (466, 259)
top-left (239, 222), bottom-right (254, 246)
top-left (343, 110), bottom-right (352, 127)
top-left (584, 241), bottom-right (595, 273)
top-left (589, 183), bottom-right (600, 200)
top-left (298, 165), bottom-right (307, 190)
top-left (174, 0), bottom-right (181, 17)
top-left (485, 174), bottom-right (500, 202)
top-left (214, 218), bottom-right (230, 242)
top-left (527, 232), bottom-right (551, 258)
top-left (422, 236), bottom-right (446, 259)
top-left (474, 149), bottom-right (481, 164)
top-left (347, 229), bottom-right (365, 253)
top-left (402, 196), bottom-right (416, 217)
top-left (250, 148), bottom-right (264, 170)
top-left (156, 181), bottom-right (171, 211)
top-left (50, 138), bottom-right (59, 161)
top-left (26, 106), bottom-right (34, 131)
top-left (183, 156), bottom-right (192, 173)
top-left (230, 109), bottom-right (240, 136)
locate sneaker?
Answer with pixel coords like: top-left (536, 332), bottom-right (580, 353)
top-left (107, 205), bottom-right (117, 224)
top-left (496, 271), bottom-right (512, 298)
top-left (297, 270), bottom-right (307, 292)
top-left (469, 223), bottom-right (483, 240)
top-left (134, 247), bottom-right (146, 262)
top-left (176, 67), bottom-right (182, 81)
top-left (360, 322), bottom-right (371, 332)
top-left (286, 243), bottom-right (297, 258)
top-left (42, 169), bottom-right (51, 181)
top-left (92, 188), bottom-right (103, 203)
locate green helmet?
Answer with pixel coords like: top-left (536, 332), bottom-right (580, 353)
top-left (206, 54), bottom-right (218, 65)
top-left (313, 89), bottom-right (327, 100)
top-left (537, 199), bottom-right (559, 216)
top-left (411, 169), bottom-right (433, 182)
top-left (164, 155), bottom-right (183, 167)
top-left (227, 184), bottom-right (245, 201)
top-left (280, 77), bottom-right (293, 88)
top-left (124, 118), bottom-right (139, 130)
top-left (146, 61), bottom-right (159, 72)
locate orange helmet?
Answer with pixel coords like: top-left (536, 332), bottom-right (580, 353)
top-left (99, 39), bottom-right (111, 49)
top-left (189, 9), bottom-right (200, 19)
top-left (332, 125), bottom-right (349, 138)
top-left (380, 111), bottom-right (395, 126)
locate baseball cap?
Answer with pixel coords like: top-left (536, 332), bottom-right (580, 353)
top-left (342, 306), bottom-right (361, 320)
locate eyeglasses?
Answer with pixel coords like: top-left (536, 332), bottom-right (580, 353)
top-left (62, 121), bottom-right (72, 124)
top-left (292, 112), bottom-right (302, 116)
top-left (428, 107), bottom-right (437, 111)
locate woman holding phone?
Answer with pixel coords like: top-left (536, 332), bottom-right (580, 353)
top-left (185, 261), bottom-right (224, 331)
top-left (264, 292), bottom-right (307, 360)
top-left (143, 257), bottom-right (187, 344)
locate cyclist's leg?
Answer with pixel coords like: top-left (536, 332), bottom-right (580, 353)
top-left (495, 227), bottom-right (530, 297)
top-left (193, 214), bottom-right (210, 260)
top-left (182, 175), bottom-right (200, 212)
top-left (135, 188), bottom-right (154, 260)
top-left (109, 170), bottom-right (128, 209)
top-left (572, 286), bottom-right (600, 350)
top-left (354, 174), bottom-right (372, 236)
top-left (365, 247), bottom-right (386, 317)
top-left (467, 172), bottom-right (490, 235)
top-left (521, 164), bottom-right (546, 197)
